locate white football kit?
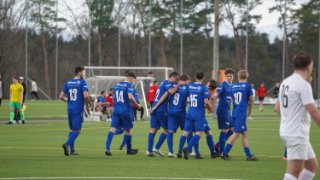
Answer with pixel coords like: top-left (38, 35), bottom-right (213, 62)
top-left (279, 73), bottom-right (316, 160)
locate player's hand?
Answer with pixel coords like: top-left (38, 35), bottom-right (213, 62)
top-left (150, 107), bottom-right (156, 114)
top-left (178, 80), bottom-right (187, 85)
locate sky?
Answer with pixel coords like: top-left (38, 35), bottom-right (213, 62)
top-left (59, 0), bottom-right (312, 42)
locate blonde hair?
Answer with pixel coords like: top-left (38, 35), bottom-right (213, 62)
top-left (238, 70), bottom-right (249, 80)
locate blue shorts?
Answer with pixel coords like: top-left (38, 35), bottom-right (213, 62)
top-left (184, 115), bottom-right (206, 132)
top-left (233, 117), bottom-right (247, 133)
top-left (150, 111), bottom-right (168, 130)
top-left (168, 111), bottom-right (186, 132)
top-left (204, 120), bottom-right (211, 132)
top-left (111, 112), bottom-right (134, 130)
top-left (216, 110), bottom-right (232, 129)
top-left (68, 112), bottom-right (84, 131)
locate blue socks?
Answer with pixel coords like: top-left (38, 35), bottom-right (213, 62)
top-left (120, 134), bottom-right (127, 148)
top-left (218, 131), bottom-right (227, 153)
top-left (226, 130), bottom-right (233, 140)
top-left (148, 133), bottom-right (155, 152)
top-left (167, 132), bottom-right (174, 153)
top-left (178, 135), bottom-right (187, 152)
top-left (155, 133), bottom-right (167, 150)
top-left (105, 131), bottom-right (114, 151)
top-left (244, 147), bottom-right (252, 158)
top-left (188, 135), bottom-right (200, 152)
top-left (66, 131), bottom-right (79, 153)
top-left (206, 134), bottom-right (215, 154)
top-left (223, 143), bottom-right (233, 156)
top-left (125, 134), bottom-right (132, 153)
top-left (194, 140), bottom-right (200, 156)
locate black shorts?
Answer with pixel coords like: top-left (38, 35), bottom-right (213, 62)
top-left (258, 97), bottom-right (265, 101)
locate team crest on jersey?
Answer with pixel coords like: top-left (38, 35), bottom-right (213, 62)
top-left (77, 80), bottom-right (80, 84)
top-left (197, 86), bottom-right (201, 90)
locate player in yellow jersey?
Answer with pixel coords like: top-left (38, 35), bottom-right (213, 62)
top-left (6, 77), bottom-right (24, 124)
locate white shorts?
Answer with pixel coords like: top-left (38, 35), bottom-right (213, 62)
top-left (281, 136), bottom-right (316, 160)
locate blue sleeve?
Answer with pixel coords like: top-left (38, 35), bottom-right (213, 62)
top-left (164, 82), bottom-right (174, 92)
top-left (248, 84), bottom-right (253, 97)
top-left (203, 86), bottom-right (211, 99)
top-left (216, 84), bottom-right (223, 95)
top-left (82, 81), bottom-right (89, 92)
top-left (63, 83), bottom-right (68, 94)
top-left (127, 83), bottom-right (134, 94)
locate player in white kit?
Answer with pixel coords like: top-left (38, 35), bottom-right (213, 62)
top-left (276, 53), bottom-right (320, 180)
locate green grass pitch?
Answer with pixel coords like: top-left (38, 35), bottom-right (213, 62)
top-left (0, 100), bottom-right (319, 180)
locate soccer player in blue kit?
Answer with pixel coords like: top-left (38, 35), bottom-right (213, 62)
top-left (181, 72), bottom-right (219, 159)
top-left (215, 69), bottom-right (234, 153)
top-left (221, 70), bottom-right (257, 161)
top-left (147, 72), bottom-right (182, 157)
top-left (152, 74), bottom-right (191, 157)
top-left (105, 72), bottom-right (141, 156)
top-left (60, 66), bottom-right (91, 156)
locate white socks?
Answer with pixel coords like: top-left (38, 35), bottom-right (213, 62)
top-left (298, 169), bottom-right (315, 180)
top-left (284, 173), bottom-right (297, 180)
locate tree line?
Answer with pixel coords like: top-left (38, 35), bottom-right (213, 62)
top-left (0, 0), bottom-right (319, 99)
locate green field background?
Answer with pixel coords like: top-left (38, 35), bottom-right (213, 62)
top-left (0, 100), bottom-right (319, 179)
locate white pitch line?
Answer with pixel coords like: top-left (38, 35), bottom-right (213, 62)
top-left (0, 177), bottom-right (242, 180)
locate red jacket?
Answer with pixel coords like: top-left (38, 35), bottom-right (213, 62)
top-left (105, 95), bottom-right (114, 107)
top-left (257, 86), bottom-right (267, 97)
top-left (147, 85), bottom-right (158, 103)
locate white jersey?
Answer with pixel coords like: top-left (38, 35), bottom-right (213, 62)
top-left (279, 73), bottom-right (314, 140)
top-left (31, 81), bottom-right (38, 92)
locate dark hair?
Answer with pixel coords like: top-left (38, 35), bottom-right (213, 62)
top-left (110, 88), bottom-right (114, 91)
top-left (13, 76), bottom-right (18, 80)
top-left (208, 79), bottom-right (219, 90)
top-left (293, 53), bottom-right (313, 70)
top-left (74, 66), bottom-right (85, 75)
top-left (169, 72), bottom-right (180, 78)
top-left (180, 74), bottom-right (191, 81)
top-left (195, 72), bottom-right (205, 80)
top-left (126, 72), bottom-right (137, 79)
top-left (124, 71), bottom-right (130, 76)
top-left (224, 68), bottom-right (234, 75)
top-left (100, 90), bottom-right (105, 95)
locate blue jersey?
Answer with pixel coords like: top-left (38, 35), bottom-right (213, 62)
top-left (187, 82), bottom-right (210, 118)
top-left (97, 96), bottom-right (106, 107)
top-left (168, 84), bottom-right (189, 113)
top-left (152, 80), bottom-right (174, 112)
top-left (63, 78), bottom-right (88, 113)
top-left (216, 81), bottom-right (232, 111)
top-left (133, 88), bottom-right (140, 104)
top-left (113, 81), bottom-right (134, 114)
top-left (231, 82), bottom-right (253, 117)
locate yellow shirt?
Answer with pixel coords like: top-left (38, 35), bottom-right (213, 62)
top-left (10, 83), bottom-right (24, 102)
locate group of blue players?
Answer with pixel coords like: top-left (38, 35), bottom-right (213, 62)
top-left (60, 66), bottom-right (257, 161)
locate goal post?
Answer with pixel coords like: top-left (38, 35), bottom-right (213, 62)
top-left (85, 75), bottom-right (154, 121)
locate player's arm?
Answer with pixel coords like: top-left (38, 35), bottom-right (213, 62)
top-left (151, 91), bottom-right (170, 113)
top-left (204, 98), bottom-right (212, 112)
top-left (128, 93), bottom-right (140, 107)
top-left (167, 80), bottom-right (186, 94)
top-left (248, 95), bottom-right (254, 116)
top-left (305, 103), bottom-right (320, 127)
top-left (59, 91), bottom-right (67, 102)
top-left (83, 91), bottom-right (92, 107)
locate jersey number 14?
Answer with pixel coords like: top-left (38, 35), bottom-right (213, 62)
top-left (116, 90), bottom-right (124, 103)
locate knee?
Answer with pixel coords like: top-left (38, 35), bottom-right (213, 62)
top-left (150, 128), bottom-right (157, 134)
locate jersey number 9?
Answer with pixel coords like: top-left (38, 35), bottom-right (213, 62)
top-left (173, 93), bottom-right (180, 105)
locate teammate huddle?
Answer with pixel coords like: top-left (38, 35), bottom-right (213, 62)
top-left (60, 52), bottom-right (320, 179)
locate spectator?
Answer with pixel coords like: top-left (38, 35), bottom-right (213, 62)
top-left (273, 82), bottom-right (280, 112)
top-left (105, 88), bottom-right (114, 121)
top-left (0, 74), bottom-right (2, 107)
top-left (257, 83), bottom-right (267, 112)
top-left (96, 90), bottom-right (107, 120)
top-left (146, 80), bottom-right (158, 108)
top-left (30, 78), bottom-right (39, 100)
top-left (147, 71), bottom-right (154, 86)
top-left (248, 84), bottom-right (255, 120)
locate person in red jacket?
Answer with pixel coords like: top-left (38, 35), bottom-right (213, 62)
top-left (105, 88), bottom-right (114, 121)
top-left (257, 83), bottom-right (267, 111)
top-left (146, 80), bottom-right (158, 108)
